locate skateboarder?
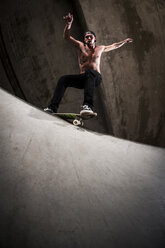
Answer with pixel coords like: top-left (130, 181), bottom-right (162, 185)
top-left (44, 13), bottom-right (133, 114)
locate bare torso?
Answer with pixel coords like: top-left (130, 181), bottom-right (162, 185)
top-left (78, 44), bottom-right (104, 74)
top-left (63, 13), bottom-right (133, 74)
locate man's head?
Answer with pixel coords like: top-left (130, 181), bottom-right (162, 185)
top-left (83, 31), bottom-right (96, 45)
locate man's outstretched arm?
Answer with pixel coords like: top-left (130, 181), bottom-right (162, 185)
top-left (63, 13), bottom-right (83, 49)
top-left (103, 38), bottom-right (133, 52)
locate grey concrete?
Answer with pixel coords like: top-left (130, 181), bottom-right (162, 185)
top-left (0, 0), bottom-right (108, 134)
top-left (0, 0), bottom-right (165, 146)
top-left (0, 88), bottom-right (165, 248)
top-left (79, 0), bottom-right (165, 146)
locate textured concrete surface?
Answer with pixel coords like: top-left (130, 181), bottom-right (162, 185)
top-left (0, 0), bottom-right (165, 145)
top-left (79, 0), bottom-right (165, 146)
top-left (0, 0), bottom-right (108, 134)
top-left (0, 88), bottom-right (165, 248)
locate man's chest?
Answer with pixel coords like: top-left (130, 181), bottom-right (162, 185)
top-left (79, 47), bottom-right (101, 61)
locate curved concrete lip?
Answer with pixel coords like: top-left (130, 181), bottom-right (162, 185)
top-left (0, 88), bottom-right (165, 248)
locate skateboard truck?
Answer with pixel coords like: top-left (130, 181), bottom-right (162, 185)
top-left (73, 117), bottom-right (84, 126)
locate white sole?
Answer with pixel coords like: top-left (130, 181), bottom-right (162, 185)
top-left (80, 110), bottom-right (94, 115)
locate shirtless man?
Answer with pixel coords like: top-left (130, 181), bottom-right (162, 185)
top-left (44, 13), bottom-right (133, 114)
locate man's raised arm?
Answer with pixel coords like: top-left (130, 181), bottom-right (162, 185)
top-left (63, 13), bottom-right (82, 49)
top-left (103, 38), bottom-right (133, 52)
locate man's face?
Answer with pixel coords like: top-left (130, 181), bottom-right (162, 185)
top-left (84, 33), bottom-right (96, 45)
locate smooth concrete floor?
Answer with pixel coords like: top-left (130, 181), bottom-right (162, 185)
top-left (0, 88), bottom-right (165, 248)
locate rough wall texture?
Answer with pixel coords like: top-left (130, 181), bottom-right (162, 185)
top-left (0, 0), bottom-right (165, 146)
top-left (79, 0), bottom-right (165, 146)
top-left (0, 0), bottom-right (108, 134)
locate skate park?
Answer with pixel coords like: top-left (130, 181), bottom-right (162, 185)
top-left (0, 0), bottom-right (165, 247)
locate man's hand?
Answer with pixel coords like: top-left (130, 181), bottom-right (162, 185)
top-left (124, 38), bottom-right (133, 43)
top-left (63, 13), bottom-right (73, 26)
top-left (63, 12), bottom-right (81, 48)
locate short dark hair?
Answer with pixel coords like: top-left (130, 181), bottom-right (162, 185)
top-left (83, 31), bottom-right (96, 39)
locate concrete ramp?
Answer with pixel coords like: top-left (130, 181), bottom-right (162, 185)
top-left (0, 88), bottom-right (165, 248)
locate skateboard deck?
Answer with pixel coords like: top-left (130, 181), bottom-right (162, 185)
top-left (53, 112), bottom-right (97, 126)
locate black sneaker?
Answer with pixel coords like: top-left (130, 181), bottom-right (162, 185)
top-left (80, 105), bottom-right (93, 115)
top-left (44, 107), bottom-right (56, 114)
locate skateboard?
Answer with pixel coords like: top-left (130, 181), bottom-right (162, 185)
top-left (53, 112), bottom-right (97, 126)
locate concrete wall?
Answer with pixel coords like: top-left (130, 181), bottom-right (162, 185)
top-left (0, 0), bottom-right (165, 146)
top-left (0, 0), bottom-right (108, 134)
top-left (79, 0), bottom-right (165, 146)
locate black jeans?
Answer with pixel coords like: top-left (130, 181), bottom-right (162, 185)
top-left (49, 69), bottom-right (102, 112)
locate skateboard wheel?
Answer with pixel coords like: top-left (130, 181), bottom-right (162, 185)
top-left (73, 119), bottom-right (80, 126)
